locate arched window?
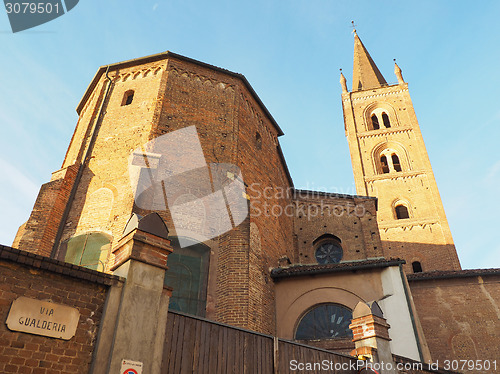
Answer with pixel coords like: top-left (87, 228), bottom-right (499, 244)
top-left (395, 204), bottom-right (410, 219)
top-left (412, 261), bottom-right (423, 273)
top-left (391, 154), bottom-right (402, 172)
top-left (380, 155), bottom-right (390, 173)
top-left (58, 232), bottom-right (111, 271)
top-left (122, 90), bottom-right (134, 106)
top-left (382, 113), bottom-right (391, 128)
top-left (377, 148), bottom-right (405, 174)
top-left (313, 234), bottom-right (343, 264)
top-left (371, 114), bottom-right (380, 130)
top-left (295, 304), bottom-right (353, 340)
top-left (164, 238), bottom-right (210, 317)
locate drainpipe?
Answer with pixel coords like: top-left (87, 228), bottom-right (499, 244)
top-left (50, 66), bottom-right (113, 258)
top-left (399, 264), bottom-right (424, 362)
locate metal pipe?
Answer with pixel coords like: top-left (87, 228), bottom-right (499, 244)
top-left (399, 263), bottom-right (424, 362)
top-left (50, 66), bottom-right (113, 258)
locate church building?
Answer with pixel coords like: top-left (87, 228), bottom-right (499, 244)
top-left (1, 31), bottom-right (499, 374)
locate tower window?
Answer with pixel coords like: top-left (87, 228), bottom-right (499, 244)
top-left (392, 154), bottom-right (402, 172)
top-left (382, 113), bottom-right (391, 128)
top-left (395, 204), bottom-right (410, 219)
top-left (295, 304), bottom-right (353, 340)
top-left (122, 90), bottom-right (134, 106)
top-left (371, 114), bottom-right (380, 130)
top-left (381, 155), bottom-right (390, 173)
top-left (412, 261), bottom-right (423, 273)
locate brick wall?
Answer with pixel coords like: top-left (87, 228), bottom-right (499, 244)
top-left (408, 270), bottom-right (500, 373)
top-left (15, 53), bottom-right (295, 335)
top-left (0, 245), bottom-right (120, 374)
top-left (16, 164), bottom-right (78, 257)
top-left (293, 191), bottom-right (383, 264)
top-left (154, 57), bottom-right (294, 334)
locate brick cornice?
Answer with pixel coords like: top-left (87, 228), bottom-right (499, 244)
top-left (349, 314), bottom-right (391, 342)
top-left (364, 170), bottom-right (426, 183)
top-left (111, 229), bottom-right (173, 271)
top-left (357, 127), bottom-right (413, 139)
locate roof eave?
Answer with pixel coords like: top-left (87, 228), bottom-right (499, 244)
top-left (271, 259), bottom-right (405, 281)
top-left (76, 51), bottom-right (284, 136)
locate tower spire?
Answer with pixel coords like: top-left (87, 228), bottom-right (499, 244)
top-left (352, 31), bottom-right (387, 91)
top-left (394, 59), bottom-right (405, 84)
top-left (340, 69), bottom-right (348, 93)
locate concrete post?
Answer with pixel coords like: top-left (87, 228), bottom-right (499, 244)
top-left (349, 301), bottom-right (396, 374)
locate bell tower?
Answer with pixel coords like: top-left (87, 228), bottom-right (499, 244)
top-left (341, 31), bottom-right (461, 273)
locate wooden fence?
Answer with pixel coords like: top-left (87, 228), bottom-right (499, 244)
top-left (162, 311), bottom-right (358, 373)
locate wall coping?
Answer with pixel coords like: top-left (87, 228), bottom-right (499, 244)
top-left (0, 244), bottom-right (124, 286)
top-left (407, 268), bottom-right (500, 282)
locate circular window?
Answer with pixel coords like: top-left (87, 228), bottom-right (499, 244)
top-left (315, 241), bottom-right (343, 264)
top-left (295, 304), bottom-right (353, 340)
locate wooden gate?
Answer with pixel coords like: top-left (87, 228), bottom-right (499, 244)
top-left (162, 311), bottom-right (358, 373)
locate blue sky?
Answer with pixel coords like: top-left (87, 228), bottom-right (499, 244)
top-left (1, 0), bottom-right (499, 269)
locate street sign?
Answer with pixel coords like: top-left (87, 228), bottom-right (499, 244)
top-left (120, 359), bottom-right (143, 374)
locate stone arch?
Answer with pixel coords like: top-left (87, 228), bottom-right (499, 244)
top-left (279, 287), bottom-right (364, 339)
top-left (363, 101), bottom-right (399, 131)
top-left (295, 303), bottom-right (353, 340)
top-left (372, 141), bottom-right (411, 174)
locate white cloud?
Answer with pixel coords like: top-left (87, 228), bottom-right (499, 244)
top-left (485, 159), bottom-right (500, 182)
top-left (0, 158), bottom-right (39, 198)
top-left (0, 158), bottom-right (40, 246)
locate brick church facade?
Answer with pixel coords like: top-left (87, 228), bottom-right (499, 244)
top-left (2, 31), bottom-right (499, 373)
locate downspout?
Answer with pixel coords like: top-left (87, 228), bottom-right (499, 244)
top-left (50, 66), bottom-right (113, 258)
top-left (399, 263), bottom-right (424, 362)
